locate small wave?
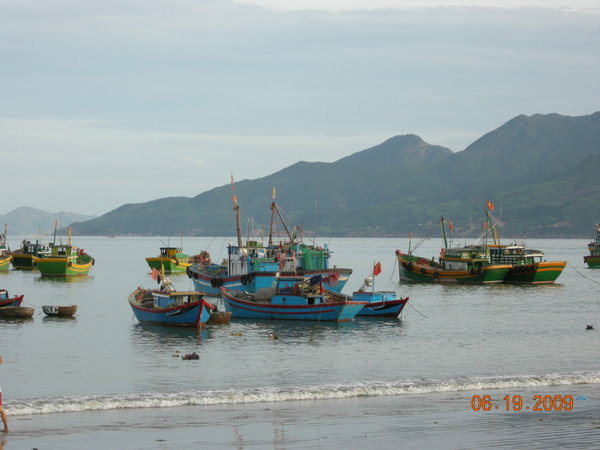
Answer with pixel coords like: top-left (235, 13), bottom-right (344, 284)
top-left (7, 371), bottom-right (600, 416)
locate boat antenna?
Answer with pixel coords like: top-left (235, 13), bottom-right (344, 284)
top-left (231, 175), bottom-right (243, 247)
top-left (408, 232), bottom-right (412, 255)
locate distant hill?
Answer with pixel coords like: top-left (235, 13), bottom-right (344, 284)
top-left (69, 112), bottom-right (600, 238)
top-left (0, 207), bottom-right (96, 236)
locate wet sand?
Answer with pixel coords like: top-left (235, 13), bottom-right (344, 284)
top-left (3, 385), bottom-right (599, 449)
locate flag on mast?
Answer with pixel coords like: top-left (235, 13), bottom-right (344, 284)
top-left (373, 261), bottom-right (382, 276)
top-left (487, 200), bottom-right (495, 211)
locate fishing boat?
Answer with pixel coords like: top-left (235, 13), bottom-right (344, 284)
top-left (0, 306), bottom-right (34, 319)
top-left (0, 225), bottom-right (12, 271)
top-left (484, 211), bottom-right (566, 284)
top-left (42, 305), bottom-right (78, 317)
top-left (128, 270), bottom-right (217, 328)
top-left (220, 275), bottom-right (367, 322)
top-left (187, 187), bottom-right (351, 295)
top-left (584, 224), bottom-right (600, 268)
top-left (397, 217), bottom-right (511, 284)
top-left (0, 289), bottom-right (24, 308)
top-left (11, 239), bottom-right (52, 269)
top-left (350, 262), bottom-right (409, 318)
top-left (145, 246), bottom-right (192, 273)
top-left (32, 228), bottom-right (94, 277)
top-left (488, 244), bottom-right (566, 284)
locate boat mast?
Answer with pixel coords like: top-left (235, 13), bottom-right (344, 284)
top-left (268, 187), bottom-right (293, 246)
top-left (230, 176), bottom-right (243, 248)
top-left (441, 217), bottom-right (448, 249)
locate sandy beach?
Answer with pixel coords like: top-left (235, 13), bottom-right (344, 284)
top-left (4, 384), bottom-right (598, 449)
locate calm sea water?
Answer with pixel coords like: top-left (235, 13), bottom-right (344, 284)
top-left (1, 236), bottom-right (599, 416)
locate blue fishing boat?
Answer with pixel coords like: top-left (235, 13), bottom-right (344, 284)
top-left (353, 291), bottom-right (409, 317)
top-left (128, 273), bottom-right (217, 328)
top-left (220, 275), bottom-right (366, 322)
top-left (187, 190), bottom-right (351, 295)
top-left (0, 289), bottom-right (24, 308)
top-left (337, 262), bottom-right (409, 318)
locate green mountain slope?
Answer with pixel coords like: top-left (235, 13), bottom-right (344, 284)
top-left (69, 112), bottom-right (600, 238)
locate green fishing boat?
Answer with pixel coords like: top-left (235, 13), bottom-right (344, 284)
top-left (396, 217), bottom-right (511, 284)
top-left (0, 225), bottom-right (12, 270)
top-left (32, 229), bottom-right (94, 277)
top-left (584, 224), bottom-right (600, 268)
top-left (485, 212), bottom-right (566, 284)
top-left (488, 244), bottom-right (566, 284)
top-left (145, 247), bottom-right (191, 273)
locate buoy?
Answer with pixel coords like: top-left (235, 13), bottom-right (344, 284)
top-left (268, 333), bottom-right (279, 340)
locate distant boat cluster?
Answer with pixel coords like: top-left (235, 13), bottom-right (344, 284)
top-left (2, 194), bottom-right (598, 327)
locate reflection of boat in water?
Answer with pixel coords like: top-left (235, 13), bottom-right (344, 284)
top-left (221, 275), bottom-right (366, 322)
top-left (584, 224), bottom-right (600, 268)
top-left (128, 270), bottom-right (220, 328)
top-left (0, 289), bottom-right (24, 308)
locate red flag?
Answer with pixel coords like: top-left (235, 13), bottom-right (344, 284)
top-left (448, 220), bottom-right (453, 231)
top-left (373, 262), bottom-right (382, 276)
top-left (487, 200), bottom-right (495, 211)
top-left (151, 268), bottom-right (159, 281)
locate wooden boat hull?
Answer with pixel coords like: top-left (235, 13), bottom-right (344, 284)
top-left (145, 257), bottom-right (190, 273)
top-left (0, 306), bottom-right (34, 318)
top-left (584, 255), bottom-right (600, 268)
top-left (503, 261), bottom-right (566, 284)
top-left (42, 305), bottom-right (78, 316)
top-left (0, 255), bottom-right (12, 271)
top-left (352, 292), bottom-right (409, 317)
top-left (128, 291), bottom-right (214, 327)
top-left (221, 288), bottom-right (366, 322)
top-left (396, 253), bottom-right (510, 284)
top-left (189, 267), bottom-right (351, 296)
top-left (32, 255), bottom-right (94, 277)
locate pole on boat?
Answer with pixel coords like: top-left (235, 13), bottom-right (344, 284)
top-left (230, 175), bottom-right (243, 248)
top-left (441, 217), bottom-right (448, 249)
top-left (268, 187), bottom-right (294, 246)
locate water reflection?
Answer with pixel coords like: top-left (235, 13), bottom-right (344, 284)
top-left (130, 323), bottom-right (211, 355)
top-left (34, 276), bottom-right (94, 284)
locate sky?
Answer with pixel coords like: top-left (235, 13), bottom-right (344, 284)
top-left (1, 0), bottom-right (598, 216)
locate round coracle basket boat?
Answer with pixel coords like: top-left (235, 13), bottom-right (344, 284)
top-left (42, 305), bottom-right (78, 317)
top-left (0, 306), bottom-right (35, 318)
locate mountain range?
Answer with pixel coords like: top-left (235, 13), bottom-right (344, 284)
top-left (68, 111), bottom-right (600, 238)
top-left (1, 207), bottom-right (96, 236)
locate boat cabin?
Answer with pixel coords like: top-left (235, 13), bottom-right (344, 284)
top-left (488, 244), bottom-right (544, 265)
top-left (442, 245), bottom-right (490, 271)
top-left (152, 291), bottom-right (203, 308)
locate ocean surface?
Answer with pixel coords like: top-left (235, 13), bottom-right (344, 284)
top-left (1, 236), bottom-right (599, 448)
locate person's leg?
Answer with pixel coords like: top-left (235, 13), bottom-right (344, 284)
top-left (0, 406), bottom-right (7, 432)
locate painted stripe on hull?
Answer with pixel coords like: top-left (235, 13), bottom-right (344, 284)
top-left (221, 291), bottom-right (365, 322)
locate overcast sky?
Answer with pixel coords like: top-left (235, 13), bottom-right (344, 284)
top-left (1, 0), bottom-right (598, 215)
